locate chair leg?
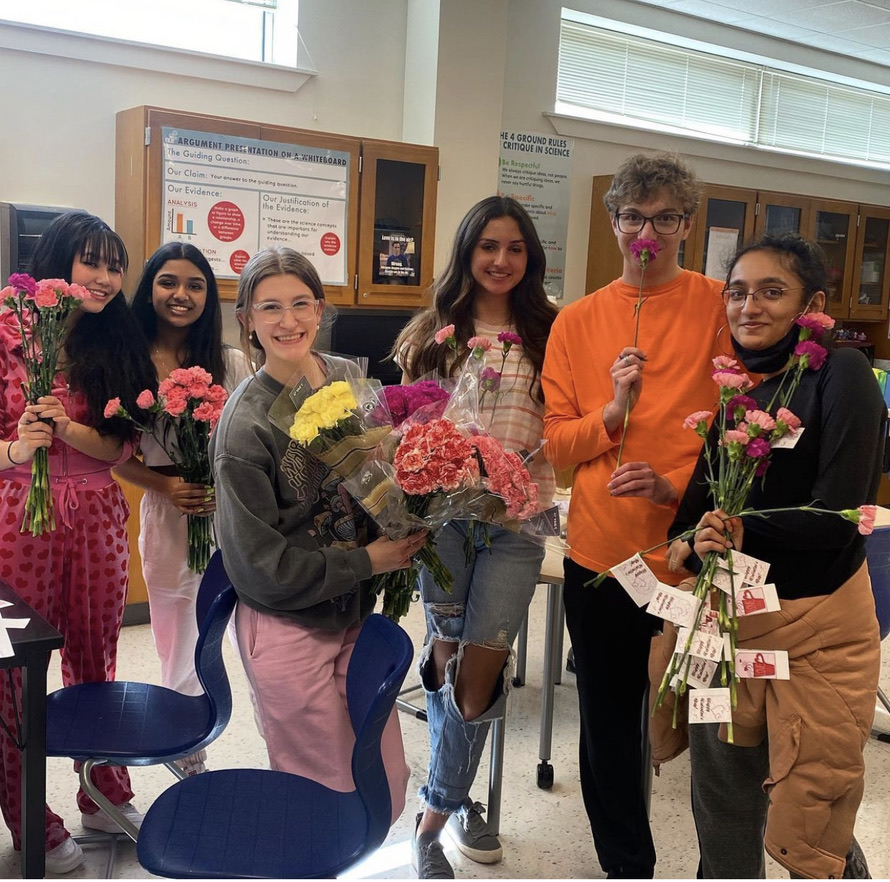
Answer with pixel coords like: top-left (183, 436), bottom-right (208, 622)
top-left (74, 831), bottom-right (128, 879)
top-left (79, 759), bottom-right (139, 842)
top-left (879, 686), bottom-right (890, 715)
top-left (164, 760), bottom-right (189, 780)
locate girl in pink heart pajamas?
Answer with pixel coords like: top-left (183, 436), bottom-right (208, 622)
top-left (0, 211), bottom-right (156, 866)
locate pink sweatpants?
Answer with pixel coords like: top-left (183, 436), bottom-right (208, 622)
top-left (234, 603), bottom-right (409, 823)
top-left (0, 477), bottom-right (134, 851)
top-left (139, 490), bottom-right (204, 696)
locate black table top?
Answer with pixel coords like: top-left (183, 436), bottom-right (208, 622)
top-left (0, 581), bottom-right (63, 660)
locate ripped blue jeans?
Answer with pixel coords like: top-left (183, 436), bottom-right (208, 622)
top-left (419, 521), bottom-right (544, 814)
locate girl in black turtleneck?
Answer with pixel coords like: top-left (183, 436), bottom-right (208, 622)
top-left (665, 235), bottom-right (885, 880)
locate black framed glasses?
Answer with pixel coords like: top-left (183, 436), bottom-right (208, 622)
top-left (614, 211), bottom-right (688, 235)
top-left (721, 286), bottom-right (806, 306)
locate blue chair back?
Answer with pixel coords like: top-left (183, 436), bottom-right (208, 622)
top-left (191, 551), bottom-right (238, 752)
top-left (346, 613), bottom-right (414, 852)
top-left (866, 527), bottom-right (890, 640)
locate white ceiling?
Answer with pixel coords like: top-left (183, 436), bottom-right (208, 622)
top-left (627, 0), bottom-right (890, 68)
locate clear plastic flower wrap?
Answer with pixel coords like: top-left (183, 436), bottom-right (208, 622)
top-left (267, 356), bottom-right (392, 483)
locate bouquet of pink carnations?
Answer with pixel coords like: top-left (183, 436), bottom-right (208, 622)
top-left (2, 273), bottom-right (90, 535)
top-left (351, 412), bottom-right (481, 620)
top-left (106, 367), bottom-right (227, 573)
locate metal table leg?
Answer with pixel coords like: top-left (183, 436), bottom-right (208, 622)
top-left (537, 582), bottom-right (562, 789)
top-left (487, 717), bottom-right (505, 836)
top-left (513, 614), bottom-right (528, 687)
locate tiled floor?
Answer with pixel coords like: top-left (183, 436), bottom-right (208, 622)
top-left (1, 587), bottom-right (889, 879)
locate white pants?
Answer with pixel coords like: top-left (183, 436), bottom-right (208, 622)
top-left (139, 489), bottom-right (206, 696)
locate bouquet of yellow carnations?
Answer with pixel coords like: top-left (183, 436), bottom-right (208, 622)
top-left (268, 364), bottom-right (391, 483)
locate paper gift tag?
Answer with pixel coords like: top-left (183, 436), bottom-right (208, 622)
top-left (735, 649), bottom-right (790, 679)
top-left (698, 609), bottom-right (720, 635)
top-left (771, 426), bottom-right (804, 450)
top-left (711, 567), bottom-right (738, 594)
top-left (648, 584), bottom-right (701, 629)
top-left (730, 551), bottom-right (771, 587)
top-left (689, 687), bottom-right (733, 723)
top-left (734, 583), bottom-right (781, 617)
top-left (611, 554), bottom-right (658, 607)
top-left (676, 627), bottom-right (724, 662)
top-left (671, 654), bottom-right (718, 691)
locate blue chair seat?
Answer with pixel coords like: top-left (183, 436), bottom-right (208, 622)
top-left (138, 769), bottom-right (373, 879)
top-left (46, 682), bottom-right (214, 764)
top-left (137, 613), bottom-right (413, 879)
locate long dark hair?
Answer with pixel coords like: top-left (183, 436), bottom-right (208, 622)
top-left (130, 242), bottom-right (226, 386)
top-left (393, 196), bottom-right (557, 403)
top-left (28, 210), bottom-right (155, 441)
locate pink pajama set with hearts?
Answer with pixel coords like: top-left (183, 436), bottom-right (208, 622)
top-left (0, 311), bottom-right (134, 852)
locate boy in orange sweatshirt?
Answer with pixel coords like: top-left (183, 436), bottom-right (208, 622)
top-left (542, 153), bottom-right (725, 879)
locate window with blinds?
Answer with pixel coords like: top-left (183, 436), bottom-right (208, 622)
top-left (557, 16), bottom-right (890, 169)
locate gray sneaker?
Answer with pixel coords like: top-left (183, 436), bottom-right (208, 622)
top-left (412, 813), bottom-right (455, 879)
top-left (445, 800), bottom-right (503, 864)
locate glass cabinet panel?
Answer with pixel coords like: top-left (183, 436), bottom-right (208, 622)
top-left (370, 159), bottom-right (425, 287)
top-left (857, 216), bottom-right (889, 308)
top-left (700, 198), bottom-right (748, 277)
top-left (762, 203), bottom-right (803, 236)
top-left (814, 208), bottom-right (853, 310)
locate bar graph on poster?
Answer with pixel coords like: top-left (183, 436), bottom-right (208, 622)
top-left (162, 127), bottom-right (350, 283)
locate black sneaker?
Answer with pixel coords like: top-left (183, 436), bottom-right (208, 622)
top-left (445, 800), bottom-right (503, 864)
top-left (412, 813), bottom-right (455, 879)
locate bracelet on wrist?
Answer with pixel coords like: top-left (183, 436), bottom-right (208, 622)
top-left (6, 441), bottom-right (23, 465)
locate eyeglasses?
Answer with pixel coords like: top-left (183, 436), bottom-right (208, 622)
top-left (722, 286), bottom-right (806, 306)
top-left (614, 211), bottom-right (688, 235)
top-left (252, 299), bottom-right (320, 323)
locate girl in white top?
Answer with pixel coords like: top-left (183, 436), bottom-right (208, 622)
top-left (394, 196), bottom-right (558, 878)
top-left (115, 243), bottom-right (250, 775)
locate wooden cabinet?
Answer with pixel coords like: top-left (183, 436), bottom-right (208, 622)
top-left (115, 106), bottom-right (437, 309)
top-left (586, 176), bottom-right (890, 322)
top-left (356, 139), bottom-right (438, 308)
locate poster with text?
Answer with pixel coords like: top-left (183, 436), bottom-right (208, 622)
top-left (162, 127), bottom-right (350, 284)
top-left (497, 130), bottom-right (573, 300)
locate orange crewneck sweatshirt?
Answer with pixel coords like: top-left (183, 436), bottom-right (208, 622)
top-left (543, 270), bottom-right (726, 583)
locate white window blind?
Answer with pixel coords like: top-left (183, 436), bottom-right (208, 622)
top-left (557, 16), bottom-right (890, 169)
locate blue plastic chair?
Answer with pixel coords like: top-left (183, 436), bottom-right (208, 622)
top-left (45, 551), bottom-right (236, 853)
top-left (136, 612), bottom-right (414, 879)
top-left (866, 527), bottom-right (890, 727)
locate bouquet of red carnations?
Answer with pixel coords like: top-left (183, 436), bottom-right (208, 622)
top-left (2, 273), bottom-right (90, 535)
top-left (106, 367), bottom-right (227, 573)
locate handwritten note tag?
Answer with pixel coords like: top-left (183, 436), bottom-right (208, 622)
top-left (733, 583), bottom-right (781, 617)
top-left (731, 552), bottom-right (771, 587)
top-left (689, 687), bottom-right (733, 724)
top-left (671, 654), bottom-right (718, 691)
top-left (676, 627), bottom-right (724, 662)
top-left (735, 649), bottom-right (790, 680)
top-left (611, 554), bottom-right (658, 607)
top-left (771, 426), bottom-right (805, 450)
top-left (648, 584), bottom-right (701, 629)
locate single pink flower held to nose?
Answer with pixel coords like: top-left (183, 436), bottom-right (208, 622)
top-left (616, 239), bottom-right (661, 469)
